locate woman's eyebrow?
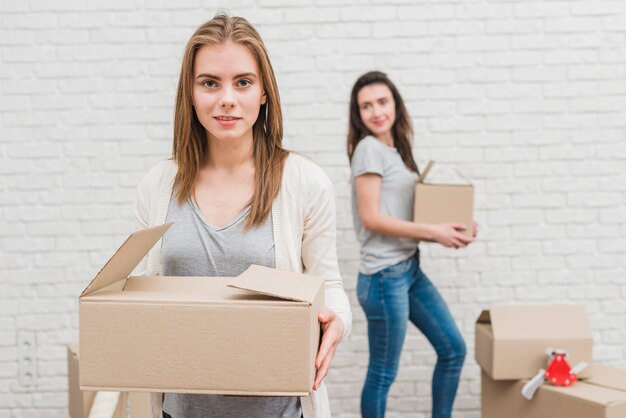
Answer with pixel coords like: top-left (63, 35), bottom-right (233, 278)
top-left (360, 95), bottom-right (388, 105)
top-left (195, 72), bottom-right (258, 80)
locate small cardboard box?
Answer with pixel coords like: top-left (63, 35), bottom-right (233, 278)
top-left (414, 161), bottom-right (474, 238)
top-left (475, 305), bottom-right (593, 380)
top-left (79, 224), bottom-right (324, 396)
top-left (68, 344), bottom-right (126, 418)
top-left (481, 364), bottom-right (626, 418)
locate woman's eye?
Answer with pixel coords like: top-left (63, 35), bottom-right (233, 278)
top-left (238, 79), bottom-right (252, 87)
top-left (202, 80), bottom-right (216, 88)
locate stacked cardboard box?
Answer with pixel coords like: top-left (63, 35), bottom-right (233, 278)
top-left (475, 305), bottom-right (626, 418)
top-left (79, 224), bottom-right (324, 396)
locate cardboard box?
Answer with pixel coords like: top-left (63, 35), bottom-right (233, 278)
top-left (68, 344), bottom-right (127, 418)
top-left (481, 364), bottom-right (626, 418)
top-left (475, 305), bottom-right (593, 380)
top-left (414, 160), bottom-right (474, 237)
top-left (129, 393), bottom-right (151, 418)
top-left (79, 224), bottom-right (324, 396)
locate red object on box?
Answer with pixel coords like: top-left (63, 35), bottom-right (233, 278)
top-left (521, 349), bottom-right (587, 400)
top-left (544, 352), bottom-right (578, 386)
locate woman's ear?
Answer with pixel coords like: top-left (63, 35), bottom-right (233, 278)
top-left (261, 92), bottom-right (267, 105)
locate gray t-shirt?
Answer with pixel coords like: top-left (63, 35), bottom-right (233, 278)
top-left (351, 136), bottom-right (419, 275)
top-left (161, 194), bottom-right (302, 418)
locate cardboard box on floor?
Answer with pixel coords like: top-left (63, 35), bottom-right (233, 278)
top-left (79, 224), bottom-right (324, 396)
top-left (129, 393), bottom-right (151, 418)
top-left (68, 344), bottom-right (127, 418)
top-left (69, 344), bottom-right (151, 418)
top-left (481, 364), bottom-right (626, 418)
top-left (475, 304), bottom-right (593, 380)
top-left (413, 161), bottom-right (474, 238)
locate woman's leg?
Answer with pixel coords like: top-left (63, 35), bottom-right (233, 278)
top-left (407, 266), bottom-right (466, 418)
top-left (357, 257), bottom-right (414, 418)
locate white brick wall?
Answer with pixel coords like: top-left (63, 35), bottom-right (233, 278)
top-left (2, 1), bottom-right (626, 417)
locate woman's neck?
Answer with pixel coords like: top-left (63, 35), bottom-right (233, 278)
top-left (206, 133), bottom-right (254, 170)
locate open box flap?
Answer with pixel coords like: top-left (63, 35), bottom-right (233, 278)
top-left (476, 310), bottom-right (491, 324)
top-left (227, 265), bottom-right (324, 303)
top-left (80, 223), bottom-right (172, 297)
top-left (586, 363), bottom-right (626, 392)
top-left (417, 160), bottom-right (435, 184)
top-left (490, 304), bottom-right (591, 341)
top-left (417, 160), bottom-right (472, 185)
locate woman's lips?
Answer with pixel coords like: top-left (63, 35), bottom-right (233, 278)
top-left (214, 116), bottom-right (241, 127)
top-left (372, 120), bottom-right (386, 127)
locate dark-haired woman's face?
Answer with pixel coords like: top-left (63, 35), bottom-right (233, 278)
top-left (357, 83), bottom-right (396, 142)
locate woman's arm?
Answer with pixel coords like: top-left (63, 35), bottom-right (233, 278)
top-left (355, 173), bottom-right (473, 249)
top-left (299, 161), bottom-right (353, 389)
top-left (300, 168), bottom-right (352, 340)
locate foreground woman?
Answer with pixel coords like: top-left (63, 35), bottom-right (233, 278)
top-left (134, 14), bottom-right (352, 418)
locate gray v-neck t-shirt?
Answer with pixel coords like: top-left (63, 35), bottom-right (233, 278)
top-left (351, 136), bottom-right (419, 275)
top-left (161, 195), bottom-right (302, 418)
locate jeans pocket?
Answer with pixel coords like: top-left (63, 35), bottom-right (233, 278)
top-left (380, 257), bottom-right (413, 278)
top-left (357, 274), bottom-right (372, 306)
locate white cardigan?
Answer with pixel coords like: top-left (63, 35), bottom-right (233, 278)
top-left (134, 153), bottom-right (353, 418)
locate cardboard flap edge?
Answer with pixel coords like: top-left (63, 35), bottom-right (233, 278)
top-left (476, 310), bottom-right (491, 324)
top-left (586, 363), bottom-right (626, 392)
top-left (80, 223), bottom-right (172, 297)
top-left (227, 265), bottom-right (324, 303)
top-left (417, 160), bottom-right (435, 183)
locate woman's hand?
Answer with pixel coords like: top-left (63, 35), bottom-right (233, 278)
top-left (313, 309), bottom-right (344, 390)
top-left (429, 223), bottom-right (474, 249)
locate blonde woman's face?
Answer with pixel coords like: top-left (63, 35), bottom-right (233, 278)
top-left (357, 83), bottom-right (396, 140)
top-left (192, 41), bottom-right (267, 144)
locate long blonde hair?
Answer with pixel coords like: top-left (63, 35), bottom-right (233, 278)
top-left (172, 13), bottom-right (288, 227)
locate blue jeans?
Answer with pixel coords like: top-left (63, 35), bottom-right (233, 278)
top-left (357, 254), bottom-right (466, 418)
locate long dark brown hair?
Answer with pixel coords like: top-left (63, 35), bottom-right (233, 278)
top-left (172, 13), bottom-right (288, 228)
top-left (347, 71), bottom-right (418, 173)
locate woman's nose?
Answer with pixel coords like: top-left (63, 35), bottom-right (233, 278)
top-left (219, 87), bottom-right (236, 108)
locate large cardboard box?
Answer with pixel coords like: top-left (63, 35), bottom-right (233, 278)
top-left (413, 160), bottom-right (474, 238)
top-left (481, 364), bottom-right (626, 418)
top-left (475, 305), bottom-right (593, 380)
top-left (68, 344), bottom-right (126, 418)
top-left (79, 224), bottom-right (324, 396)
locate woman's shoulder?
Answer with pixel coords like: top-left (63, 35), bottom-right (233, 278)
top-left (353, 135), bottom-right (383, 153)
top-left (351, 136), bottom-right (388, 163)
top-left (283, 152), bottom-right (333, 194)
top-left (137, 159), bottom-right (177, 191)
top-left (285, 152), bottom-right (330, 182)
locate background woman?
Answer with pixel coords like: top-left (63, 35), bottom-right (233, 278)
top-left (347, 71), bottom-right (475, 418)
top-left (135, 14), bottom-right (352, 418)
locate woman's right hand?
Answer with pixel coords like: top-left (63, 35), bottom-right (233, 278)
top-left (428, 223), bottom-right (473, 249)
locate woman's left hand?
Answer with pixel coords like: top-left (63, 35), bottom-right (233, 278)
top-left (314, 309), bottom-right (344, 390)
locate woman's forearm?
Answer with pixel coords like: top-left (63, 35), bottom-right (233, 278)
top-left (361, 212), bottom-right (434, 241)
